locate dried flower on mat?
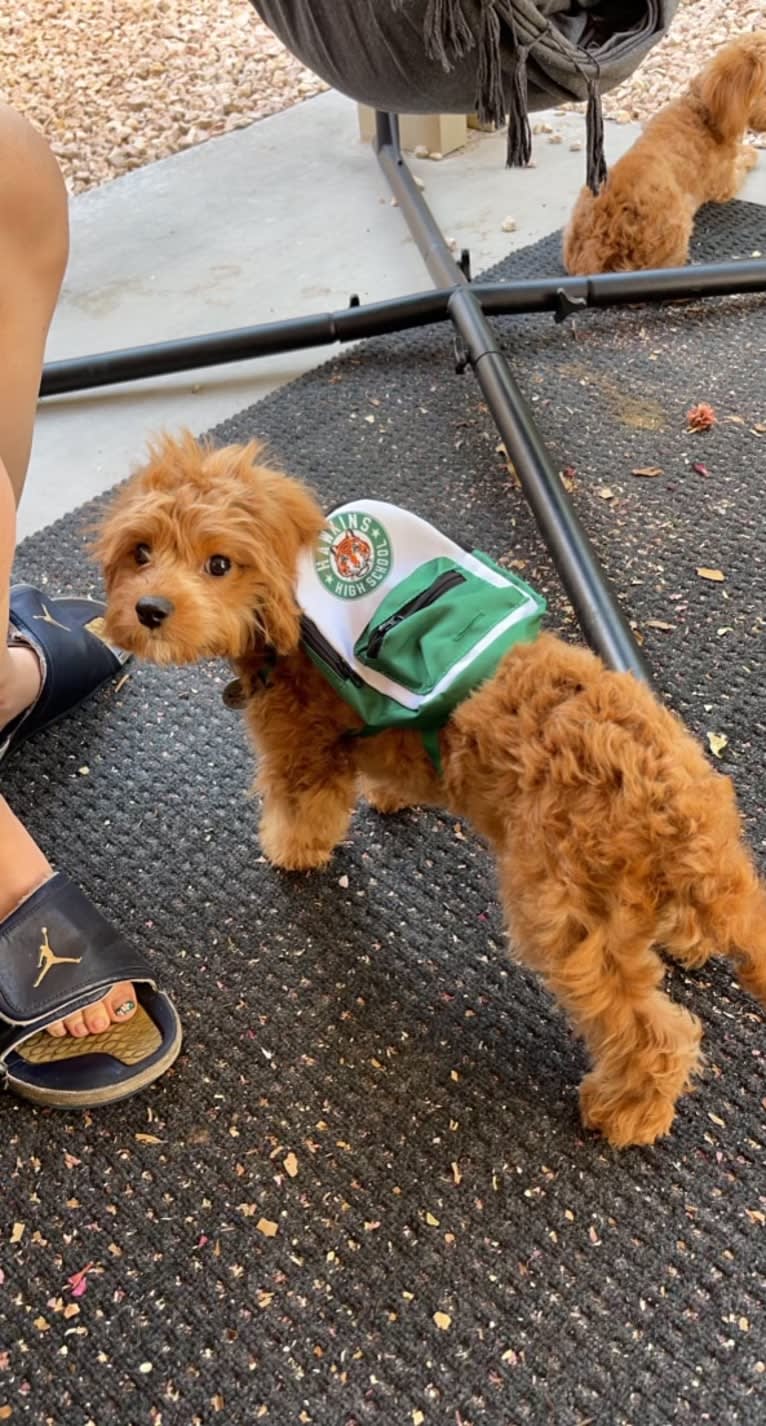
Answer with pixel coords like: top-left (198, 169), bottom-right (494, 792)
top-left (707, 732), bottom-right (728, 758)
top-left (68, 1263), bottom-right (99, 1298)
top-left (687, 403), bottom-right (717, 432)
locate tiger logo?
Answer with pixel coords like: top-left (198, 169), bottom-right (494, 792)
top-left (314, 509), bottom-right (393, 598)
top-left (331, 530), bottom-right (375, 581)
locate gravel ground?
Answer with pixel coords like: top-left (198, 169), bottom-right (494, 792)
top-left (0, 0), bottom-right (763, 195)
top-left (598, 0), bottom-right (766, 146)
top-left (0, 1), bottom-right (327, 194)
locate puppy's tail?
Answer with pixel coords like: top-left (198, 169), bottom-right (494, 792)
top-left (693, 32), bottom-right (766, 141)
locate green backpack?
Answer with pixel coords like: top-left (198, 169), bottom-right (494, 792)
top-left (296, 499), bottom-right (546, 768)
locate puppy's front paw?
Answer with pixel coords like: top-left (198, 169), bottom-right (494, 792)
top-left (579, 1072), bottom-right (678, 1148)
top-left (259, 811), bottom-right (335, 872)
top-left (363, 783), bottom-right (412, 816)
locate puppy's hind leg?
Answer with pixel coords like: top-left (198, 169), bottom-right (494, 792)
top-left (502, 871), bottom-right (702, 1147)
top-left (572, 934), bottom-right (702, 1149)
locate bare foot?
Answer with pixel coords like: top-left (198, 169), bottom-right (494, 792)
top-left (0, 791), bottom-right (138, 1041)
top-left (46, 980), bottom-right (138, 1038)
top-left (0, 641), bottom-right (44, 730)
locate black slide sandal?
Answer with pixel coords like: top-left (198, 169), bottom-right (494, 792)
top-left (0, 873), bottom-right (182, 1108)
top-left (2, 584), bottom-right (131, 762)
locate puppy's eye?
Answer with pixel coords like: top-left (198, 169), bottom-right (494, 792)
top-left (206, 554), bottom-right (232, 577)
top-left (135, 543), bottom-right (151, 566)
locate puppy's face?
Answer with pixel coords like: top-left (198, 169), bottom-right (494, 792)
top-left (96, 433), bottom-right (325, 665)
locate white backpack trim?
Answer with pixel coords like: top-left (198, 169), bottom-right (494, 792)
top-left (296, 498), bottom-right (541, 714)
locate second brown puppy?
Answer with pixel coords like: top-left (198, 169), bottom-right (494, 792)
top-left (563, 31), bottom-right (766, 274)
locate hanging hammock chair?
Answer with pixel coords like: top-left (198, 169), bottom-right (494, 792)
top-left (253, 1), bottom-right (678, 191)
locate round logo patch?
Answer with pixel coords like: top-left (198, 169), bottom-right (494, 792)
top-left (314, 511), bottom-right (392, 599)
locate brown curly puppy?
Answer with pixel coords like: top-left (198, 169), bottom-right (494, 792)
top-left (563, 31), bottom-right (766, 274)
top-left (97, 434), bottom-right (766, 1148)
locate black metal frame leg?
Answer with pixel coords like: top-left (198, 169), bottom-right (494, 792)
top-left (40, 110), bottom-right (766, 679)
top-left (374, 112), bottom-right (649, 679)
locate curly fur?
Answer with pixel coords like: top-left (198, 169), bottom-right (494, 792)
top-left (97, 434), bottom-right (766, 1148)
top-left (563, 31), bottom-right (766, 275)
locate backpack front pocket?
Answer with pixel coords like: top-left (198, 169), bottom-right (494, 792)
top-left (355, 557), bottom-right (533, 696)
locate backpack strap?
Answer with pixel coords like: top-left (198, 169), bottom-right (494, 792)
top-left (420, 725), bottom-right (444, 774)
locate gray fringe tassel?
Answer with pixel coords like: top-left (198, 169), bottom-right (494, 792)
top-left (475, 1), bottom-right (507, 130)
top-left (505, 42), bottom-right (531, 167)
top-left (390, 0), bottom-right (602, 186)
top-left (390, 0), bottom-right (475, 70)
top-left (585, 76), bottom-right (607, 193)
top-left (424, 0), bottom-right (475, 69)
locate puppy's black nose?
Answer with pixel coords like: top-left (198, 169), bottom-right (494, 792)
top-left (135, 595), bottom-right (174, 629)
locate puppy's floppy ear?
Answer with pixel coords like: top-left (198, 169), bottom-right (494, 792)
top-left (259, 476), bottom-right (326, 654)
top-left (90, 484), bottom-right (142, 588)
top-left (258, 576), bottom-right (303, 655)
top-left (696, 37), bottom-right (766, 141)
top-left (271, 469), bottom-right (328, 556)
top-left (228, 444), bottom-right (326, 656)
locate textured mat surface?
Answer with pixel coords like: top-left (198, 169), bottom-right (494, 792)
top-left (2, 201), bottom-right (765, 1426)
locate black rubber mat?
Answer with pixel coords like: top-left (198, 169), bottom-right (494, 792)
top-left (2, 201), bottom-right (765, 1425)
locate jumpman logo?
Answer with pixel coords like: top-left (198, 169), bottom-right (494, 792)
top-left (33, 927), bottom-right (82, 988)
top-left (32, 604), bottom-right (70, 632)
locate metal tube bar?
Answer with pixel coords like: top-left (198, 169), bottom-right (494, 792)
top-left (374, 111), bottom-right (468, 290)
top-left (374, 111), bottom-right (650, 680)
top-left (39, 293), bottom-right (448, 398)
top-left (565, 260), bottom-right (766, 306)
top-left (449, 284), bottom-right (649, 675)
top-left (40, 267), bottom-right (766, 398)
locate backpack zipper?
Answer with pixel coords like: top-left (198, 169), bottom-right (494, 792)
top-left (365, 569), bottom-right (467, 660)
top-left (300, 616), bottom-right (365, 687)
